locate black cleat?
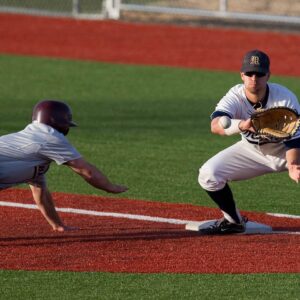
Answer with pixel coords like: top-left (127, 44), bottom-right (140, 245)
top-left (200, 217), bottom-right (248, 235)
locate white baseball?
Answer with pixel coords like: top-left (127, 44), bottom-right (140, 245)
top-left (218, 116), bottom-right (231, 129)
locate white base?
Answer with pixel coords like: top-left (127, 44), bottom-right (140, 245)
top-left (185, 220), bottom-right (272, 234)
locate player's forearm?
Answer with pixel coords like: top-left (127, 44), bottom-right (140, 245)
top-left (76, 164), bottom-right (120, 192)
top-left (212, 117), bottom-right (255, 136)
top-left (67, 158), bottom-right (127, 193)
top-left (211, 117), bottom-right (243, 136)
top-left (286, 148), bottom-right (300, 183)
top-left (211, 118), bottom-right (226, 135)
top-left (286, 148), bottom-right (300, 165)
top-left (83, 168), bottom-right (115, 191)
top-left (30, 185), bottom-right (64, 229)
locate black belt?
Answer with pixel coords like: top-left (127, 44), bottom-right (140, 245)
top-left (245, 139), bottom-right (280, 146)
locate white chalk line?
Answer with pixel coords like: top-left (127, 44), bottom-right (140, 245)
top-left (0, 201), bottom-right (191, 225)
top-left (0, 201), bottom-right (299, 235)
top-left (266, 213), bottom-right (300, 219)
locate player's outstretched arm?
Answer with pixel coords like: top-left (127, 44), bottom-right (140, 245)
top-left (211, 117), bottom-right (255, 136)
top-left (66, 157), bottom-right (128, 193)
top-left (29, 184), bottom-right (78, 231)
top-left (286, 148), bottom-right (300, 183)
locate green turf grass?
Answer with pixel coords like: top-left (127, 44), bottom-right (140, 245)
top-left (0, 0), bottom-right (103, 13)
top-left (1, 270), bottom-right (299, 300)
top-left (0, 54), bottom-right (299, 299)
top-left (1, 54), bottom-right (299, 214)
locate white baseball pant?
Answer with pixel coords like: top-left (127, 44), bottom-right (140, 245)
top-left (199, 139), bottom-right (288, 192)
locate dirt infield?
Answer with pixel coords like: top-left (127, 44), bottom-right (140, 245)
top-left (1, 13), bottom-right (300, 76)
top-left (0, 189), bottom-right (299, 274)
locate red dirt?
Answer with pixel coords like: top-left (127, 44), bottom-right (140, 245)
top-left (0, 189), bottom-right (299, 274)
top-left (0, 13), bottom-right (300, 76)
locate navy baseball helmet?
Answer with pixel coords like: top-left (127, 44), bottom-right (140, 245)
top-left (32, 100), bottom-right (77, 135)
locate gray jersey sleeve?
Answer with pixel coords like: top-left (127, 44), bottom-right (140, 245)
top-left (38, 133), bottom-right (81, 165)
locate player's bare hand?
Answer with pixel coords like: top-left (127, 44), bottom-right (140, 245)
top-left (288, 164), bottom-right (300, 183)
top-left (108, 184), bottom-right (128, 194)
top-left (239, 118), bottom-right (255, 132)
top-left (53, 225), bottom-right (80, 232)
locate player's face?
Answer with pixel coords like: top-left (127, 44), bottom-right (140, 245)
top-left (241, 72), bottom-right (270, 94)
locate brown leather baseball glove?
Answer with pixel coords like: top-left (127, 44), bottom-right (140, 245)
top-left (251, 107), bottom-right (300, 140)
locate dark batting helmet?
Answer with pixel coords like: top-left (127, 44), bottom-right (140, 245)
top-left (32, 100), bottom-right (77, 135)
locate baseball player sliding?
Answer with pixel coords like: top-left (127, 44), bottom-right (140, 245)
top-left (198, 49), bottom-right (300, 234)
top-left (0, 100), bottom-right (128, 232)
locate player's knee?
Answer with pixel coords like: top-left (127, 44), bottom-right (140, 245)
top-left (198, 165), bottom-right (214, 189)
top-left (198, 164), bottom-right (225, 191)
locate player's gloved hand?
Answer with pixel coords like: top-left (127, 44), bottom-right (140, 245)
top-left (288, 164), bottom-right (300, 183)
top-left (238, 119), bottom-right (255, 132)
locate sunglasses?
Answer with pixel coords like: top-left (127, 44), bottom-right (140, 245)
top-left (244, 72), bottom-right (267, 78)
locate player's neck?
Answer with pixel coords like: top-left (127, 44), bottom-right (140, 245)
top-left (245, 85), bottom-right (269, 109)
top-left (245, 86), bottom-right (268, 104)
top-left (245, 91), bottom-right (265, 103)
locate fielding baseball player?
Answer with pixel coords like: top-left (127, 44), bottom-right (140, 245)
top-left (0, 100), bottom-right (128, 232)
top-left (198, 49), bottom-right (300, 234)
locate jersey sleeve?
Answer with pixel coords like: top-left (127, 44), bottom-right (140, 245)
top-left (284, 137), bottom-right (300, 149)
top-left (39, 134), bottom-right (82, 165)
top-left (210, 111), bottom-right (232, 120)
top-left (210, 85), bottom-right (243, 120)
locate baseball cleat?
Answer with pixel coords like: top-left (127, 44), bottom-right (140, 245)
top-left (199, 217), bottom-right (248, 235)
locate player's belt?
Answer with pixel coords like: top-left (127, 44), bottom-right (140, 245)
top-left (245, 139), bottom-right (279, 146)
